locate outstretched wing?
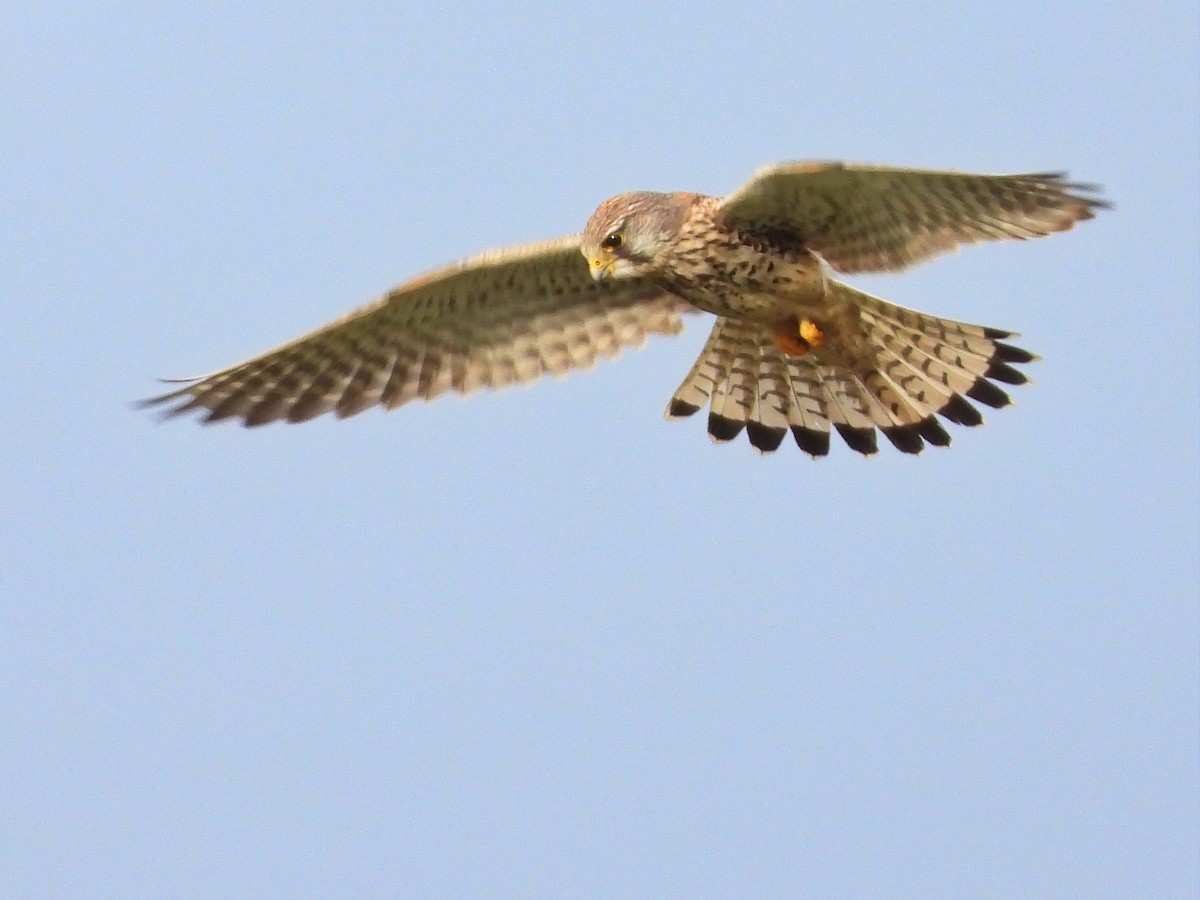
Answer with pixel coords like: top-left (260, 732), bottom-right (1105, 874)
top-left (142, 236), bottom-right (691, 426)
top-left (716, 161), bottom-right (1107, 273)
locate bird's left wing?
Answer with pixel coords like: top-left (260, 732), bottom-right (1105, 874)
top-left (142, 236), bottom-right (691, 426)
top-left (716, 161), bottom-right (1107, 273)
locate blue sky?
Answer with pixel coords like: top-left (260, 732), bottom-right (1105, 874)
top-left (3, 3), bottom-right (1197, 896)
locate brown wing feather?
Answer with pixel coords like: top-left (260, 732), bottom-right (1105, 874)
top-left (141, 236), bottom-right (691, 426)
top-left (716, 161), bottom-right (1108, 273)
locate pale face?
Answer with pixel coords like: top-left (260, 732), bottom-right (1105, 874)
top-left (580, 191), bottom-right (692, 283)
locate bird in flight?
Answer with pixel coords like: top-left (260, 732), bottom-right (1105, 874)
top-left (143, 161), bottom-right (1106, 456)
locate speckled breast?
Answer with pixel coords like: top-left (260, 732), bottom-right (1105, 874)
top-left (656, 214), bottom-right (827, 321)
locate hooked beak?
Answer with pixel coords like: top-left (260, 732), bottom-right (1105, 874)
top-left (588, 257), bottom-right (614, 283)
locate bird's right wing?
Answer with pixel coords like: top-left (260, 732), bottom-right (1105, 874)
top-left (142, 236), bottom-right (693, 426)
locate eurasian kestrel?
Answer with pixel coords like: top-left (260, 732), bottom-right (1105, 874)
top-left (143, 161), bottom-right (1106, 456)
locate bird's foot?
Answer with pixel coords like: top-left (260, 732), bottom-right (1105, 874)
top-left (772, 316), bottom-right (826, 356)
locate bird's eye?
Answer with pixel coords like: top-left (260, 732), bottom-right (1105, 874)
top-left (601, 232), bottom-right (624, 251)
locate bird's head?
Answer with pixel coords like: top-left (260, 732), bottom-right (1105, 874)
top-left (581, 191), bottom-right (694, 283)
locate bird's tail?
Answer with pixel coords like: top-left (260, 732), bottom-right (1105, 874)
top-left (665, 281), bottom-right (1037, 456)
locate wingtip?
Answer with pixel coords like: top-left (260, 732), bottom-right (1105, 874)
top-left (134, 383), bottom-right (187, 414)
top-left (134, 394), bottom-right (193, 424)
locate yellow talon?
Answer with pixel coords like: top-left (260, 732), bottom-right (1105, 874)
top-left (799, 317), bottom-right (825, 349)
top-left (772, 316), bottom-right (826, 357)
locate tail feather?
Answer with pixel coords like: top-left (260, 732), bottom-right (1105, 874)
top-left (665, 320), bottom-right (736, 418)
top-left (745, 355), bottom-right (791, 452)
top-left (665, 282), bottom-right (1036, 457)
top-left (780, 360), bottom-right (832, 455)
top-left (707, 334), bottom-right (759, 443)
top-left (813, 365), bottom-right (880, 455)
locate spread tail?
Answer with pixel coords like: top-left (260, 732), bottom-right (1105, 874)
top-left (665, 282), bottom-right (1037, 456)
